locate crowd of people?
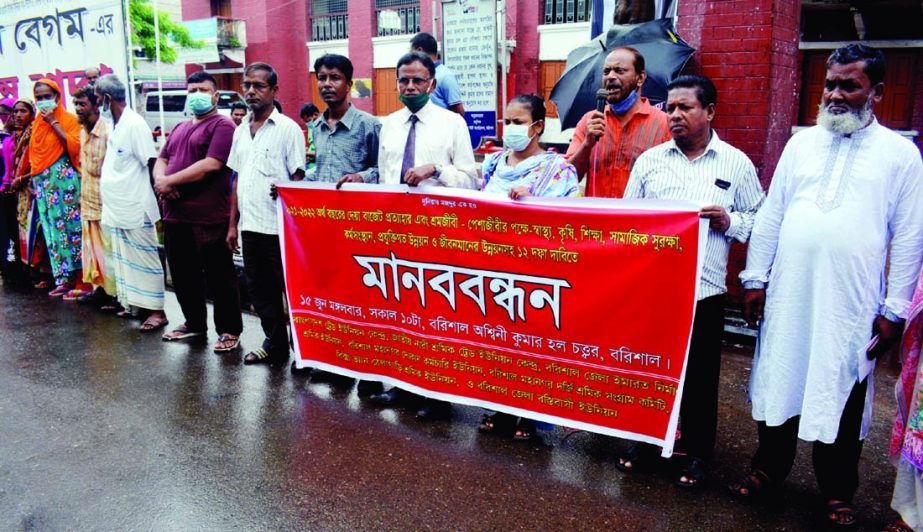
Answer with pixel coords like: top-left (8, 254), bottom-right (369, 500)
top-left (1, 34), bottom-right (922, 528)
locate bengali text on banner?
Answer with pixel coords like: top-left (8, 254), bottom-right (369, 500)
top-left (277, 184), bottom-right (706, 455)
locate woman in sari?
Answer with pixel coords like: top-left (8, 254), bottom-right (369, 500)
top-left (887, 270), bottom-right (923, 531)
top-left (28, 79), bottom-right (86, 296)
top-left (477, 94), bottom-right (579, 441)
top-left (6, 98), bottom-right (51, 288)
top-left (481, 94), bottom-right (579, 200)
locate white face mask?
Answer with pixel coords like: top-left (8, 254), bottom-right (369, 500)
top-left (99, 97), bottom-right (113, 126)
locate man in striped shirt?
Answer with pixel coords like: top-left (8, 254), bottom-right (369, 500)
top-left (73, 86), bottom-right (117, 307)
top-left (618, 74), bottom-right (765, 489)
top-left (565, 47), bottom-right (671, 198)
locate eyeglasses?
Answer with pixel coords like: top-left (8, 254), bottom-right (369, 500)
top-left (397, 77), bottom-right (432, 87)
top-left (242, 82), bottom-right (271, 91)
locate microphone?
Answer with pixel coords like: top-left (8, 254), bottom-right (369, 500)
top-left (596, 88), bottom-right (608, 114)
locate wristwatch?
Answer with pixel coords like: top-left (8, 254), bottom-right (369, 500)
top-left (433, 164), bottom-right (443, 178)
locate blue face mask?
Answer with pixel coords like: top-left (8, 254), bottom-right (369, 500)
top-left (609, 90), bottom-right (639, 116)
top-left (187, 92), bottom-right (215, 116)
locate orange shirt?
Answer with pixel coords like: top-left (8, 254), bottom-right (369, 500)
top-left (565, 98), bottom-right (670, 198)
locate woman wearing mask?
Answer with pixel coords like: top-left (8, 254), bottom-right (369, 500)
top-left (481, 94), bottom-right (579, 200)
top-left (478, 94), bottom-right (578, 441)
top-left (7, 98), bottom-right (52, 288)
top-left (29, 79), bottom-right (87, 296)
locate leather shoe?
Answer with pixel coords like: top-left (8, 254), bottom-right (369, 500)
top-left (369, 388), bottom-right (400, 406)
top-left (416, 399), bottom-right (451, 421)
top-left (357, 380), bottom-right (384, 397)
top-left (290, 361), bottom-right (314, 376)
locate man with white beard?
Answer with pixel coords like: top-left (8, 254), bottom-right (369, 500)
top-left (729, 44), bottom-right (923, 526)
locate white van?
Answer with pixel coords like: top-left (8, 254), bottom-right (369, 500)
top-left (142, 89), bottom-right (245, 140)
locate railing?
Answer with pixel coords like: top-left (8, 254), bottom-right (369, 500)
top-left (216, 17), bottom-right (247, 48)
top-left (311, 0), bottom-right (349, 41)
top-left (543, 0), bottom-right (591, 25)
top-left (311, 13), bottom-right (349, 41)
top-left (375, 1), bottom-right (420, 37)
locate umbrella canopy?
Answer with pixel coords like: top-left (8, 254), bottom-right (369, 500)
top-left (550, 18), bottom-right (695, 130)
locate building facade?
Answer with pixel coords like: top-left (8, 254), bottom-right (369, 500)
top-left (179, 0), bottom-right (922, 299)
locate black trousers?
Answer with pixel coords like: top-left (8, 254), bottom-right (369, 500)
top-left (676, 294), bottom-right (726, 461)
top-left (751, 378), bottom-right (868, 502)
top-left (0, 192), bottom-right (19, 278)
top-left (164, 221), bottom-right (242, 334)
top-left (241, 230), bottom-right (289, 356)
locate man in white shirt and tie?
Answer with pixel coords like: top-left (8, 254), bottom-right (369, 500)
top-left (369, 52), bottom-right (479, 420)
top-left (376, 52), bottom-right (479, 189)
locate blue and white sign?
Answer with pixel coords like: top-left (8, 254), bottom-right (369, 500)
top-left (442, 0), bottom-right (498, 149)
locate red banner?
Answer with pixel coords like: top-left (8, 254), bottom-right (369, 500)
top-left (278, 184), bottom-right (705, 455)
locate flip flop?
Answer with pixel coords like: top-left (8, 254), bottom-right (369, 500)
top-left (139, 314), bottom-right (169, 332)
top-left (162, 324), bottom-right (206, 341)
top-left (826, 500), bottom-right (857, 527)
top-left (48, 284), bottom-right (71, 297)
top-left (213, 333), bottom-right (240, 353)
top-left (63, 289), bottom-right (91, 301)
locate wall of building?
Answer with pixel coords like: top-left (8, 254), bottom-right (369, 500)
top-left (675, 0), bottom-right (801, 303)
top-left (183, 0), bottom-right (312, 120)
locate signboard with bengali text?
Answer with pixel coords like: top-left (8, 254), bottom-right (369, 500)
top-left (0, 0), bottom-right (129, 102)
top-left (442, 0), bottom-right (498, 148)
top-left (278, 184), bottom-right (706, 455)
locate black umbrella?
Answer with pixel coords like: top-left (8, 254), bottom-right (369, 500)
top-left (550, 18), bottom-right (695, 130)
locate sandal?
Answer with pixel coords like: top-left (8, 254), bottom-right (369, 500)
top-left (675, 457), bottom-right (706, 489)
top-left (883, 520), bottom-right (913, 532)
top-left (826, 500), bottom-right (857, 527)
top-left (116, 309), bottom-right (134, 319)
top-left (243, 348), bottom-right (285, 365)
top-left (478, 412), bottom-right (516, 435)
top-left (728, 469), bottom-right (773, 499)
top-left (615, 442), bottom-right (658, 473)
top-left (162, 324), bottom-right (206, 342)
top-left (48, 284), bottom-right (71, 297)
top-left (513, 419), bottom-right (536, 441)
top-left (213, 333), bottom-right (241, 353)
top-left (100, 302), bottom-right (124, 314)
top-left (63, 289), bottom-right (91, 301)
top-left (33, 280), bottom-right (53, 290)
top-left (139, 313), bottom-right (169, 332)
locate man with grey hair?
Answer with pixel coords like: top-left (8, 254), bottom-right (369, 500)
top-left (95, 74), bottom-right (168, 332)
top-left (731, 44), bottom-right (923, 526)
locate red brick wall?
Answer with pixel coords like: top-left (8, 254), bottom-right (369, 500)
top-left (347, 0), bottom-right (376, 115)
top-left (677, 0), bottom-right (801, 305)
top-left (507, 0), bottom-right (542, 98)
top-left (183, 0), bottom-right (312, 122)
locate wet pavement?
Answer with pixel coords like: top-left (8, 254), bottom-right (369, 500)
top-left (0, 286), bottom-right (906, 530)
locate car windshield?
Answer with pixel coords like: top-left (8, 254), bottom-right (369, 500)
top-left (217, 92), bottom-right (243, 109)
top-left (146, 94), bottom-right (186, 112)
